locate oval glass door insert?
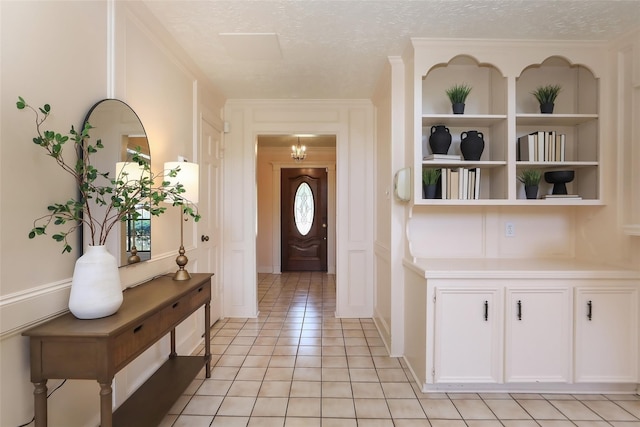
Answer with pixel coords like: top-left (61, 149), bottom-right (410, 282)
top-left (294, 182), bottom-right (314, 235)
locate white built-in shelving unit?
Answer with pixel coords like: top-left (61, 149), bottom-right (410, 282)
top-left (415, 47), bottom-right (602, 205)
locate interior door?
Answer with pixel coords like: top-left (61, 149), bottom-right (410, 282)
top-left (199, 116), bottom-right (223, 325)
top-left (281, 168), bottom-right (328, 271)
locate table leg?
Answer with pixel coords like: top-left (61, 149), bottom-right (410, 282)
top-left (170, 328), bottom-right (177, 358)
top-left (205, 301), bottom-right (211, 378)
top-left (33, 380), bottom-right (47, 427)
top-left (99, 382), bottom-right (112, 427)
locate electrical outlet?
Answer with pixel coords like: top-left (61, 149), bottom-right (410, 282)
top-left (505, 222), bottom-right (515, 237)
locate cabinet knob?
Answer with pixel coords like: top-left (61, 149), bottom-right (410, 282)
top-left (201, 235), bottom-right (210, 242)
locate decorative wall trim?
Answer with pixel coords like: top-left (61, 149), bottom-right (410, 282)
top-left (623, 225), bottom-right (640, 236)
top-left (0, 248), bottom-right (197, 339)
top-left (107, 0), bottom-right (115, 97)
top-left (0, 279), bottom-right (71, 339)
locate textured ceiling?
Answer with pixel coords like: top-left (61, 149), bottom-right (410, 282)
top-left (143, 0), bottom-right (640, 100)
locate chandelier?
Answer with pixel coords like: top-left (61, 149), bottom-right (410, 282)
top-left (291, 137), bottom-right (307, 162)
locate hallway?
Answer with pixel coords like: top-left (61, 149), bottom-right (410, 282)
top-left (161, 272), bottom-right (640, 427)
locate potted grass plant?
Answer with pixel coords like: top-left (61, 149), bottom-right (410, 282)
top-left (531, 84), bottom-right (561, 113)
top-left (422, 168), bottom-right (441, 199)
top-left (445, 83), bottom-right (472, 114)
top-left (518, 169), bottom-right (542, 199)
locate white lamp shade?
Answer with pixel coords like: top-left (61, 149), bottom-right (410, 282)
top-left (164, 161), bottom-right (199, 204)
top-left (115, 162), bottom-right (145, 187)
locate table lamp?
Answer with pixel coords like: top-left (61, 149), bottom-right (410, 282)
top-left (164, 161), bottom-right (199, 280)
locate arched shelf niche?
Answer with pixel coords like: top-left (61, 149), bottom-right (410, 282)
top-left (514, 56), bottom-right (600, 202)
top-left (516, 56), bottom-right (598, 115)
top-left (422, 54), bottom-right (507, 116)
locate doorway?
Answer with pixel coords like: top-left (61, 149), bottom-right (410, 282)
top-left (281, 168), bottom-right (328, 271)
top-left (255, 135), bottom-right (336, 275)
top-left (222, 101), bottom-right (374, 319)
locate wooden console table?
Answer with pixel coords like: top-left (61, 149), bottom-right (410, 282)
top-left (23, 273), bottom-right (213, 427)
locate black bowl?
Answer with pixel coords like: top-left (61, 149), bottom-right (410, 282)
top-left (544, 170), bottom-right (574, 194)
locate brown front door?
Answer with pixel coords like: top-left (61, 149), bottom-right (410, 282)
top-left (281, 168), bottom-right (328, 271)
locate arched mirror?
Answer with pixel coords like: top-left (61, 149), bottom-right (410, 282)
top-left (82, 99), bottom-right (151, 266)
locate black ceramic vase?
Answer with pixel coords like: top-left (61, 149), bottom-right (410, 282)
top-left (545, 170), bottom-right (574, 194)
top-left (460, 130), bottom-right (484, 161)
top-left (429, 125), bottom-right (452, 155)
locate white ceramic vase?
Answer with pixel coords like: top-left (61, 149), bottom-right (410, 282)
top-left (68, 245), bottom-right (123, 319)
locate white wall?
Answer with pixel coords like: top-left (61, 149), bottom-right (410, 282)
top-left (609, 29), bottom-right (640, 389)
top-left (371, 56), bottom-right (408, 356)
top-left (372, 59), bottom-right (393, 350)
top-left (0, 2), bottom-right (225, 426)
top-left (1, 3), bottom-right (109, 425)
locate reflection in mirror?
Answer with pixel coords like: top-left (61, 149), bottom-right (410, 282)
top-left (82, 99), bottom-right (151, 266)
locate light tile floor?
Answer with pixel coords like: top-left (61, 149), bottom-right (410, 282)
top-left (161, 272), bottom-right (640, 427)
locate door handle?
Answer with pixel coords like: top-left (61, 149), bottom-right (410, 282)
top-left (201, 235), bottom-right (209, 242)
top-left (587, 300), bottom-right (592, 321)
top-left (483, 301), bottom-right (488, 321)
top-left (517, 300), bottom-right (522, 321)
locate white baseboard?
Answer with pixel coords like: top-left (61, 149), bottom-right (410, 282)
top-left (419, 382), bottom-right (639, 395)
top-left (373, 309), bottom-right (396, 356)
top-left (403, 355), bottom-right (424, 390)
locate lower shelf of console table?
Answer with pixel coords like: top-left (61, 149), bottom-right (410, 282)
top-left (23, 273), bottom-right (213, 427)
top-left (113, 356), bottom-right (205, 427)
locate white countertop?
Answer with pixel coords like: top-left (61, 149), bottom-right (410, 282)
top-left (404, 257), bottom-right (640, 280)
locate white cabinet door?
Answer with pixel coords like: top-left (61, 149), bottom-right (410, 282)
top-left (505, 288), bottom-right (571, 382)
top-left (434, 288), bottom-right (502, 383)
top-left (575, 288), bottom-right (639, 382)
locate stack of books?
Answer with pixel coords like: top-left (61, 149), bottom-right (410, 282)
top-left (518, 131), bottom-right (566, 162)
top-left (543, 194), bottom-right (582, 200)
top-left (441, 168), bottom-right (480, 200)
top-left (423, 154), bottom-right (461, 162)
